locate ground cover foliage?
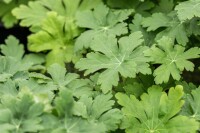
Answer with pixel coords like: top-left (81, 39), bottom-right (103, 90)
top-left (0, 0), bottom-right (200, 132)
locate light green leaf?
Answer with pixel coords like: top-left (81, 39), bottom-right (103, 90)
top-left (12, 1), bottom-right (48, 27)
top-left (28, 12), bottom-right (80, 66)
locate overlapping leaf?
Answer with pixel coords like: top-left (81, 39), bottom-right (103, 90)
top-left (144, 36), bottom-right (200, 84)
top-left (75, 4), bottom-right (132, 51)
top-left (116, 85), bottom-right (199, 133)
top-left (76, 32), bottom-right (151, 93)
top-left (74, 93), bottom-right (122, 131)
top-left (142, 12), bottom-right (189, 45)
top-left (181, 87), bottom-right (200, 122)
top-left (0, 91), bottom-right (45, 133)
top-left (47, 64), bottom-right (93, 98)
top-left (0, 0), bottom-right (31, 28)
top-left (28, 12), bottom-right (80, 66)
top-left (51, 89), bottom-right (106, 133)
top-left (0, 36), bottom-right (44, 82)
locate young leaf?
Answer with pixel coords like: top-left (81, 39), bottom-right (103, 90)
top-left (116, 85), bottom-right (199, 133)
top-left (75, 4), bottom-right (132, 51)
top-left (28, 12), bottom-right (80, 66)
top-left (76, 32), bottom-right (151, 93)
top-left (144, 36), bottom-right (200, 84)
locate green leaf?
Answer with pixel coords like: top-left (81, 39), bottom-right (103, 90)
top-left (1, 35), bottom-right (24, 60)
top-left (0, 80), bottom-right (18, 97)
top-left (0, 91), bottom-right (44, 133)
top-left (12, 1), bottom-right (48, 27)
top-left (28, 12), bottom-right (80, 66)
top-left (12, 0), bottom-right (81, 28)
top-left (77, 93), bottom-right (122, 131)
top-left (79, 0), bottom-right (103, 10)
top-left (116, 85), bottom-right (199, 133)
top-left (75, 4), bottom-right (132, 51)
top-left (142, 12), bottom-right (189, 45)
top-left (142, 13), bottom-right (171, 31)
top-left (144, 36), bottom-right (200, 84)
top-left (152, 0), bottom-right (174, 13)
top-left (47, 64), bottom-right (93, 98)
top-left (76, 32), bottom-right (151, 93)
top-left (55, 89), bottom-right (74, 117)
top-left (181, 87), bottom-right (200, 121)
top-left (175, 0), bottom-right (200, 22)
top-left (0, 57), bottom-right (32, 81)
top-left (106, 0), bottom-right (154, 15)
top-left (129, 14), bottom-right (155, 46)
top-left (53, 89), bottom-right (107, 133)
top-left (52, 117), bottom-right (106, 133)
top-left (0, 36), bottom-right (45, 77)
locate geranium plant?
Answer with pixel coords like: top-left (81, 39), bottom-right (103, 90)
top-left (0, 0), bottom-right (200, 132)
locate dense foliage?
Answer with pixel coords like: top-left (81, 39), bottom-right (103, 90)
top-left (0, 0), bottom-right (200, 132)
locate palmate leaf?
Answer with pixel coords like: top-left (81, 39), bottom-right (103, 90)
top-left (144, 36), bottom-right (200, 84)
top-left (116, 85), bottom-right (199, 133)
top-left (0, 0), bottom-right (32, 28)
top-left (75, 3), bottom-right (133, 51)
top-left (12, 0), bottom-right (101, 29)
top-left (74, 93), bottom-right (122, 131)
top-left (142, 12), bottom-right (189, 45)
top-left (52, 89), bottom-right (106, 133)
top-left (0, 35), bottom-right (24, 60)
top-left (47, 64), bottom-right (93, 98)
top-left (0, 36), bottom-right (45, 82)
top-left (175, 0), bottom-right (200, 22)
top-left (12, 0), bottom-right (81, 28)
top-left (76, 32), bottom-right (151, 93)
top-left (0, 90), bottom-right (45, 133)
top-left (28, 12), bottom-right (80, 66)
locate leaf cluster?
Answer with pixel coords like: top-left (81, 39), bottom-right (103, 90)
top-left (0, 0), bottom-right (200, 132)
